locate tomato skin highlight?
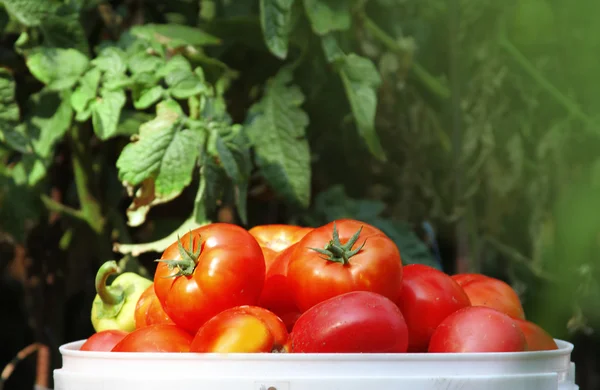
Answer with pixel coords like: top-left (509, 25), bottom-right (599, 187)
top-left (513, 318), bottom-right (558, 351)
top-left (190, 306), bottom-right (289, 353)
top-left (134, 284), bottom-right (174, 329)
top-left (291, 291), bottom-right (409, 353)
top-left (452, 273), bottom-right (525, 320)
top-left (111, 324), bottom-right (193, 352)
top-left (80, 330), bottom-right (128, 352)
top-left (249, 225), bottom-right (312, 271)
top-left (287, 219), bottom-right (403, 313)
top-left (154, 223), bottom-right (266, 334)
top-left (397, 264), bottom-right (471, 352)
top-left (428, 306), bottom-right (528, 353)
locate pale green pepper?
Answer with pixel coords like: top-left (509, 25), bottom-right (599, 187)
top-left (91, 260), bottom-right (152, 332)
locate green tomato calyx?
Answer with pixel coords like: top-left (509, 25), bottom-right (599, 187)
top-left (155, 231), bottom-right (202, 277)
top-left (310, 222), bottom-right (366, 265)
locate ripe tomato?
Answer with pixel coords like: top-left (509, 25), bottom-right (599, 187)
top-left (258, 244), bottom-right (301, 331)
top-left (190, 306), bottom-right (289, 353)
top-left (291, 291), bottom-right (409, 353)
top-left (80, 330), bottom-right (128, 352)
top-left (154, 223), bottom-right (266, 334)
top-left (428, 306), bottom-right (527, 353)
top-left (452, 274), bottom-right (525, 319)
top-left (513, 318), bottom-right (558, 351)
top-left (249, 224), bottom-right (312, 269)
top-left (396, 264), bottom-right (471, 352)
top-left (111, 324), bottom-right (193, 352)
top-left (134, 284), bottom-right (174, 329)
top-left (287, 219), bottom-right (403, 312)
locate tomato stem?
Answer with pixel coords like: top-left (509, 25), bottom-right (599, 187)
top-left (95, 261), bottom-right (125, 305)
top-left (309, 223), bottom-right (366, 265)
top-left (155, 231), bottom-right (201, 277)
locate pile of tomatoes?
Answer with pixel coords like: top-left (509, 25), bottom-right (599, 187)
top-left (81, 219), bottom-right (559, 354)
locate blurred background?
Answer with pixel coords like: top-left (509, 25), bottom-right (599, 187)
top-left (1, 0), bottom-right (599, 389)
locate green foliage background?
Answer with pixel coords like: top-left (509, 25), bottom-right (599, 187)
top-left (0, 0), bottom-right (599, 357)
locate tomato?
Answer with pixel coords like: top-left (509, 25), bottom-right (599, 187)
top-left (249, 224), bottom-right (312, 269)
top-left (428, 306), bottom-right (527, 353)
top-left (396, 264), bottom-right (471, 352)
top-left (258, 244), bottom-right (301, 331)
top-left (111, 324), bottom-right (193, 352)
top-left (287, 219), bottom-right (403, 312)
top-left (291, 291), bottom-right (409, 353)
top-left (452, 274), bottom-right (525, 319)
top-left (190, 306), bottom-right (289, 353)
top-left (154, 223), bottom-right (266, 334)
top-left (513, 318), bottom-right (558, 351)
top-left (80, 330), bottom-right (128, 352)
top-left (134, 284), bottom-right (174, 329)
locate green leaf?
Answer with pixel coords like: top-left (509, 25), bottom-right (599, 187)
top-left (133, 85), bottom-right (165, 110)
top-left (70, 67), bottom-right (101, 119)
top-left (130, 23), bottom-right (221, 48)
top-left (25, 48), bottom-right (89, 91)
top-left (303, 0), bottom-right (351, 35)
top-left (338, 53), bottom-right (386, 161)
top-left (128, 52), bottom-right (165, 75)
top-left (246, 68), bottom-right (311, 207)
top-left (0, 165), bottom-right (42, 242)
top-left (0, 0), bottom-right (52, 26)
top-left (166, 69), bottom-right (206, 99)
top-left (92, 88), bottom-right (126, 140)
top-left (321, 34), bottom-right (344, 63)
top-left (40, 3), bottom-right (90, 54)
top-left (115, 110), bottom-right (153, 137)
top-left (260, 0), bottom-right (294, 59)
top-left (0, 68), bottom-right (29, 153)
top-left (116, 100), bottom-right (201, 202)
top-left (23, 91), bottom-right (73, 185)
top-left (93, 47), bottom-right (127, 77)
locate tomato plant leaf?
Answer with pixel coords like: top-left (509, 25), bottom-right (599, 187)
top-left (0, 69), bottom-right (29, 154)
top-left (259, 0), bottom-right (294, 59)
top-left (0, 0), bottom-right (52, 26)
top-left (338, 53), bottom-right (386, 161)
top-left (71, 67), bottom-right (101, 120)
top-left (25, 48), bottom-right (89, 91)
top-left (40, 3), bottom-right (90, 54)
top-left (0, 165), bottom-right (42, 242)
top-left (246, 68), bottom-right (311, 208)
top-left (303, 0), bottom-right (351, 36)
top-left (116, 100), bottom-right (201, 226)
top-left (23, 90), bottom-right (73, 185)
top-left (133, 85), bottom-right (165, 110)
top-left (130, 23), bottom-right (221, 48)
top-left (92, 88), bottom-right (127, 140)
top-left (165, 69), bottom-right (206, 99)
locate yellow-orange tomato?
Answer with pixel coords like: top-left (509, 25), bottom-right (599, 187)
top-left (190, 306), bottom-right (290, 353)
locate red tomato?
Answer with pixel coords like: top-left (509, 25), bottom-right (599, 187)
top-left (190, 306), bottom-right (289, 353)
top-left (428, 306), bottom-right (527, 353)
top-left (111, 324), bottom-right (193, 352)
top-left (513, 318), bottom-right (558, 351)
top-left (397, 264), bottom-right (471, 352)
top-left (452, 274), bottom-right (525, 319)
top-left (80, 330), bottom-right (128, 352)
top-left (287, 219), bottom-right (403, 312)
top-left (291, 291), bottom-right (409, 353)
top-left (258, 244), bottom-right (301, 331)
top-left (249, 224), bottom-right (312, 269)
top-left (154, 223), bottom-right (266, 334)
top-left (135, 284), bottom-right (174, 329)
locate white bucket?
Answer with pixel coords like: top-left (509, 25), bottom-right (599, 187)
top-left (54, 339), bottom-right (577, 390)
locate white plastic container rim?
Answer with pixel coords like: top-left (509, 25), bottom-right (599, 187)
top-left (54, 339), bottom-right (578, 390)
